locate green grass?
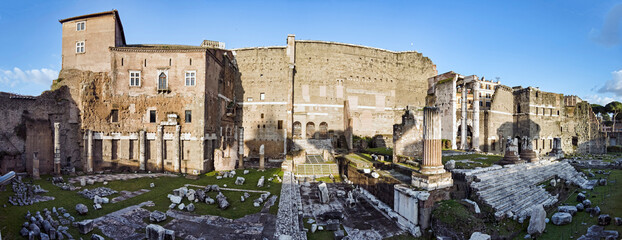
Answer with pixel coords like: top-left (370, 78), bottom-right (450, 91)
top-left (315, 175), bottom-right (343, 183)
top-left (533, 169), bottom-right (622, 239)
top-left (345, 153), bottom-right (374, 168)
top-left (442, 154), bottom-right (502, 169)
top-left (366, 147), bottom-right (393, 156)
top-left (433, 200), bottom-right (525, 238)
top-left (0, 168), bottom-right (283, 239)
top-left (303, 217), bottom-right (347, 240)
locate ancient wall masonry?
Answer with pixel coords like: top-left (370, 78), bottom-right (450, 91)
top-left (0, 88), bottom-right (82, 175)
top-left (393, 109), bottom-right (423, 161)
top-left (428, 71), bottom-right (605, 156)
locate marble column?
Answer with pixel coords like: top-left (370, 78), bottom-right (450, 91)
top-left (412, 107), bottom-right (453, 190)
top-left (156, 125), bottom-right (163, 171)
top-left (173, 125), bottom-right (181, 173)
top-left (461, 84), bottom-right (468, 150)
top-left (87, 130), bottom-right (93, 173)
top-left (259, 144), bottom-right (265, 171)
top-left (53, 122), bottom-right (61, 175)
top-left (420, 107), bottom-right (445, 175)
top-left (139, 130), bottom-right (146, 171)
top-left (472, 82), bottom-right (480, 151)
top-left (238, 127), bottom-right (244, 169)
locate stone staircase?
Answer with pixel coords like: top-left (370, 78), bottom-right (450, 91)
top-left (468, 160), bottom-right (594, 221)
top-left (293, 139), bottom-right (332, 155)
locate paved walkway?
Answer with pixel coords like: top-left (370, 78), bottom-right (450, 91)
top-left (275, 171), bottom-right (306, 240)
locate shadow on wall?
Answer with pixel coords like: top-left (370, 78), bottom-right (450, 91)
top-left (0, 86), bottom-right (82, 175)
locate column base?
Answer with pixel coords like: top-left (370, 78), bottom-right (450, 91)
top-left (419, 165), bottom-right (446, 175)
top-left (412, 172), bottom-right (453, 191)
top-left (498, 152), bottom-right (525, 165)
top-left (520, 150), bottom-right (539, 162)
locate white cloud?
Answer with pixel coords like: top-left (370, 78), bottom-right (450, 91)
top-left (584, 94), bottom-right (619, 105)
top-left (597, 70), bottom-right (622, 97)
top-left (0, 67), bottom-right (59, 89)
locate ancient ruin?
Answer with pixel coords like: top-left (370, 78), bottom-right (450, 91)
top-left (0, 8), bottom-right (620, 240)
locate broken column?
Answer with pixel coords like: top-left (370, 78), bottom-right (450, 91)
top-left (173, 125), bottom-right (180, 173)
top-left (460, 84), bottom-right (468, 150)
top-left (139, 130), bottom-right (146, 171)
top-left (156, 125), bottom-right (163, 171)
top-left (472, 81), bottom-right (480, 152)
top-left (549, 137), bottom-right (563, 157)
top-left (87, 130), bottom-right (94, 173)
top-left (498, 137), bottom-right (524, 165)
top-left (318, 182), bottom-right (330, 203)
top-left (32, 152), bottom-right (40, 180)
top-left (259, 144), bottom-right (265, 171)
top-left (53, 122), bottom-right (61, 175)
top-left (519, 136), bottom-right (539, 162)
top-left (412, 107), bottom-right (453, 190)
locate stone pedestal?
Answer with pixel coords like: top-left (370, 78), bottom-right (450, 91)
top-left (519, 137), bottom-right (539, 162)
top-left (498, 137), bottom-right (524, 165)
top-left (549, 137), bottom-right (563, 156)
top-left (412, 107), bottom-right (453, 190)
top-left (53, 122), bottom-right (61, 175)
top-left (259, 144), bottom-right (265, 171)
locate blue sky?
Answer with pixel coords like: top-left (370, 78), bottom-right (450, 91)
top-left (1, 0), bottom-right (621, 105)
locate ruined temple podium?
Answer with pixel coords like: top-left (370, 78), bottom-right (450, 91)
top-left (519, 137), bottom-right (539, 162)
top-left (411, 107), bottom-right (453, 190)
top-left (498, 137), bottom-right (524, 165)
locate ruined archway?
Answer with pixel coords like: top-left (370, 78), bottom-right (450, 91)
top-left (306, 122), bottom-right (315, 139)
top-left (293, 121), bottom-right (302, 138)
top-left (319, 122), bottom-right (328, 139)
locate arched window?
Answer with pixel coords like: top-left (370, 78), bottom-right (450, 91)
top-left (306, 122), bottom-right (315, 139)
top-left (319, 122), bottom-right (328, 139)
top-left (158, 72), bottom-right (167, 91)
top-left (293, 121), bottom-right (302, 138)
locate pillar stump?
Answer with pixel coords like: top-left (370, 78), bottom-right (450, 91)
top-left (412, 107), bottom-right (453, 190)
top-left (53, 122), bottom-right (61, 175)
top-left (259, 144), bottom-right (265, 171)
top-left (32, 152), bottom-right (40, 180)
top-left (548, 137), bottom-right (563, 157)
top-left (498, 137), bottom-right (524, 165)
top-left (519, 137), bottom-right (539, 162)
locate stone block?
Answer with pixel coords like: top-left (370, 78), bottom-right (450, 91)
top-left (76, 220), bottom-right (94, 234)
top-left (551, 212), bottom-right (572, 225)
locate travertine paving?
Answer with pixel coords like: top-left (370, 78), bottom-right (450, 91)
top-left (468, 160), bottom-right (595, 221)
top-left (275, 171), bottom-right (306, 239)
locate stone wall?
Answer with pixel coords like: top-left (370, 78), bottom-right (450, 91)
top-left (234, 36), bottom-right (437, 157)
top-left (0, 88), bottom-right (81, 175)
top-left (393, 109), bottom-right (423, 160)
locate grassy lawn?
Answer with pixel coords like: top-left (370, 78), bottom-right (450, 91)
top-left (303, 217), bottom-right (347, 240)
top-left (442, 154), bottom-right (502, 169)
top-left (345, 153), bottom-right (374, 168)
top-left (533, 169), bottom-right (622, 239)
top-left (0, 168), bottom-right (283, 239)
top-left (433, 200), bottom-right (526, 239)
top-left (366, 147), bottom-right (393, 156)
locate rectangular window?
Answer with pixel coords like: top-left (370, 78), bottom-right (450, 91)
top-left (185, 71), bottom-right (196, 86)
top-left (247, 97), bottom-right (253, 102)
top-left (111, 109), bottom-right (118, 123)
top-left (76, 21), bottom-right (85, 31)
top-left (129, 71), bottom-right (141, 86)
top-left (149, 110), bottom-right (156, 123)
top-left (260, 93), bottom-right (265, 100)
top-left (76, 41), bottom-right (85, 53)
top-left (278, 120), bottom-right (283, 129)
top-left (185, 110), bottom-right (192, 123)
